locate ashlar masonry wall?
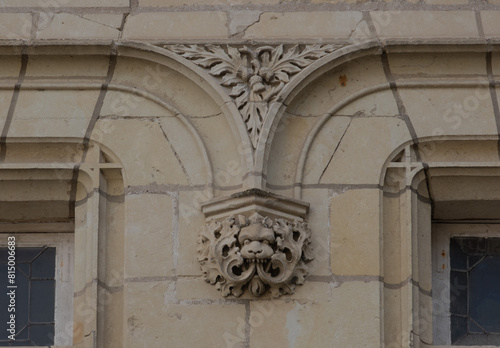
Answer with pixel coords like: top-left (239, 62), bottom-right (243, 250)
top-left (0, 1), bottom-right (500, 347)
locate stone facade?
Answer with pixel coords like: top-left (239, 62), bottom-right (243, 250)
top-left (0, 1), bottom-right (500, 347)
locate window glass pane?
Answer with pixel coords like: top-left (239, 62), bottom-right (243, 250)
top-left (13, 275), bottom-right (29, 331)
top-left (450, 237), bottom-right (500, 345)
top-left (450, 270), bottom-right (467, 315)
top-left (30, 280), bottom-right (55, 322)
top-left (13, 326), bottom-right (28, 341)
top-left (0, 247), bottom-right (55, 346)
top-left (450, 238), bottom-right (467, 270)
top-left (30, 324), bottom-right (55, 346)
top-left (31, 248), bottom-right (55, 279)
top-left (17, 247), bottom-right (46, 263)
top-left (451, 315), bottom-right (467, 343)
top-left (469, 256), bottom-right (500, 333)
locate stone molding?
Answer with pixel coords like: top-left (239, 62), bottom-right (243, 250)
top-left (166, 44), bottom-right (340, 148)
top-left (197, 189), bottom-right (313, 297)
top-left (201, 188), bottom-right (310, 222)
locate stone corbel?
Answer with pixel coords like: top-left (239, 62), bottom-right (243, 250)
top-left (197, 189), bottom-right (313, 298)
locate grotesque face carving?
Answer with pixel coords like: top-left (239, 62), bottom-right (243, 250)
top-left (238, 219), bottom-right (275, 262)
top-left (197, 213), bottom-right (313, 298)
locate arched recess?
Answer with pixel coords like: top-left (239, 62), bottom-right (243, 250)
top-left (260, 42), bottom-right (499, 199)
top-left (0, 43), bottom-right (255, 196)
top-left (0, 139), bottom-right (125, 348)
top-left (257, 42), bottom-right (500, 347)
top-left (382, 138), bottom-right (500, 347)
top-left (257, 40), bottom-right (385, 195)
top-left (0, 43), bottom-right (253, 347)
top-left (116, 43), bottom-right (255, 192)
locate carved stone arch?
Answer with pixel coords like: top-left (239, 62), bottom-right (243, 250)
top-left (0, 138), bottom-right (126, 347)
top-left (261, 42), bottom-right (500, 199)
top-left (124, 42), bottom-right (255, 185)
top-left (115, 43), bottom-right (256, 193)
top-left (0, 43), bottom-right (257, 196)
top-left (256, 40), bottom-right (383, 193)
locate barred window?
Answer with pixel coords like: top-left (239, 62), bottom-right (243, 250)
top-left (449, 237), bottom-right (500, 345)
top-left (0, 247), bottom-right (56, 346)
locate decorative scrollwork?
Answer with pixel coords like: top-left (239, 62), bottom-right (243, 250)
top-left (197, 213), bottom-right (313, 298)
top-left (167, 44), bottom-right (340, 148)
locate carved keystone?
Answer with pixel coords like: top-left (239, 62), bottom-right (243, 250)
top-left (197, 189), bottom-right (313, 298)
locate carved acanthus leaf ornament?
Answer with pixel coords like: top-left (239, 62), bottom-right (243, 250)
top-left (167, 44), bottom-right (340, 148)
top-left (197, 213), bottom-right (313, 298)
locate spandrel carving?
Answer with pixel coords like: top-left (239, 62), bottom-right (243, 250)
top-left (167, 44), bottom-right (340, 148)
top-left (197, 213), bottom-right (313, 298)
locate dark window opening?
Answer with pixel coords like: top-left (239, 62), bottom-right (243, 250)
top-left (450, 237), bottom-right (500, 346)
top-left (0, 247), bottom-right (55, 346)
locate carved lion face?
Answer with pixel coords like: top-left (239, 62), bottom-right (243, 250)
top-left (238, 222), bottom-right (275, 262)
top-left (197, 213), bottom-right (313, 298)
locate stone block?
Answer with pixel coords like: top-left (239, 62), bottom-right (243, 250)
top-left (371, 11), bottom-right (478, 39)
top-left (287, 56), bottom-right (388, 117)
top-left (424, 0), bottom-right (467, 4)
top-left (481, 11), bottom-right (500, 38)
top-left (175, 277), bottom-right (225, 300)
top-left (336, 89), bottom-right (400, 117)
top-left (140, 0), bottom-right (278, 5)
top-left (97, 290), bottom-right (124, 348)
top-left (388, 52), bottom-right (487, 77)
top-left (399, 87), bottom-right (497, 139)
top-left (36, 13), bottom-right (121, 40)
top-left (302, 116), bottom-right (351, 185)
top-left (99, 196), bottom-right (125, 288)
top-left (111, 56), bottom-right (221, 118)
top-left (190, 114), bottom-right (243, 189)
top-left (320, 117), bottom-right (411, 185)
top-left (94, 118), bottom-right (189, 186)
top-left (158, 117), bottom-right (210, 186)
top-left (101, 91), bottom-right (175, 118)
top-left (124, 281), bottom-right (246, 347)
top-left (124, 194), bottom-right (174, 278)
top-left (177, 190), bottom-right (209, 276)
top-left (381, 192), bottom-right (405, 285)
top-left (243, 11), bottom-right (365, 40)
top-left (0, 56), bottom-right (22, 78)
top-left (249, 281), bottom-right (380, 347)
top-left (310, 0), bottom-right (372, 3)
top-left (0, 90), bottom-right (14, 131)
top-left (493, 52), bottom-right (500, 77)
top-left (0, 13), bottom-right (31, 39)
top-left (122, 12), bottom-right (228, 40)
top-left (26, 54), bottom-right (110, 77)
top-left (0, 0), bottom-right (127, 6)
top-left (330, 188), bottom-right (381, 276)
top-left (266, 112), bottom-right (320, 192)
top-left (10, 90), bottom-right (99, 138)
top-left (418, 140), bottom-right (500, 163)
top-left (300, 188), bottom-right (332, 276)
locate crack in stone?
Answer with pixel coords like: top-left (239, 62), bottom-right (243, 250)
top-left (76, 13), bottom-right (122, 30)
top-left (318, 117), bottom-right (352, 184)
top-left (36, 10), bottom-right (55, 32)
top-left (156, 118), bottom-right (193, 186)
top-left (227, 10), bottom-right (262, 38)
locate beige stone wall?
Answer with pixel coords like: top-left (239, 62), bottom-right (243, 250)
top-left (1, 1), bottom-right (500, 348)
